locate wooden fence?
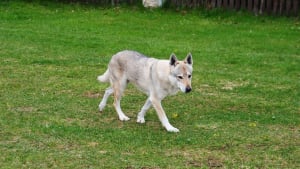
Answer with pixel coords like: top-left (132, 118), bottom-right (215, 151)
top-left (168, 0), bottom-right (299, 16)
top-left (61, 0), bottom-right (299, 16)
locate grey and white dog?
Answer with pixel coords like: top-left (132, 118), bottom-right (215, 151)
top-left (97, 50), bottom-right (193, 132)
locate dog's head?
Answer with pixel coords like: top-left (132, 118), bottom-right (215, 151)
top-left (169, 53), bottom-right (193, 93)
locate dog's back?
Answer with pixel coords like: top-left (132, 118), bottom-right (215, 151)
top-left (98, 50), bottom-right (149, 82)
top-left (100, 50), bottom-right (158, 94)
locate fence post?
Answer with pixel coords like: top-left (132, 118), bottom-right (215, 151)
top-left (248, 0), bottom-right (253, 12)
top-left (286, 0), bottom-right (292, 16)
top-left (229, 0), bottom-right (234, 9)
top-left (223, 0), bottom-right (228, 9)
top-left (266, 0), bottom-right (272, 15)
top-left (217, 0), bottom-right (222, 8)
top-left (163, 0), bottom-right (298, 15)
top-left (253, 0), bottom-right (259, 15)
top-left (279, 0), bottom-right (284, 15)
top-left (235, 0), bottom-right (241, 10)
top-left (241, 0), bottom-right (246, 10)
top-left (273, 0), bottom-right (279, 15)
top-left (293, 0), bottom-right (299, 16)
top-left (211, 0), bottom-right (217, 8)
top-left (194, 0), bottom-right (200, 8)
top-left (259, 0), bottom-right (265, 15)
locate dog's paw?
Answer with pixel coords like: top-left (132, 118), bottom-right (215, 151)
top-left (99, 103), bottom-right (105, 112)
top-left (137, 116), bottom-right (145, 123)
top-left (166, 126), bottom-right (180, 132)
top-left (119, 115), bottom-right (130, 121)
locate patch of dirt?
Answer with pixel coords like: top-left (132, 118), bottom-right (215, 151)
top-left (125, 167), bottom-right (160, 169)
top-left (83, 91), bottom-right (101, 98)
top-left (207, 156), bottom-right (223, 168)
top-left (87, 142), bottom-right (99, 147)
top-left (221, 80), bottom-right (250, 90)
top-left (187, 160), bottom-right (202, 168)
top-left (16, 106), bottom-right (37, 113)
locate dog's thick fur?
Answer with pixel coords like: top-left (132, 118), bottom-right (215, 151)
top-left (97, 50), bottom-right (193, 132)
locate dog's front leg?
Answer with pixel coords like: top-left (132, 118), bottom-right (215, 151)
top-left (137, 98), bottom-right (152, 123)
top-left (150, 97), bottom-right (179, 132)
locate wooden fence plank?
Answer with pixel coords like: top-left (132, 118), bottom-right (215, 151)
top-left (259, 0), bottom-right (265, 15)
top-left (253, 0), bottom-right (259, 15)
top-left (266, 0), bottom-right (272, 14)
top-left (241, 0), bottom-right (246, 9)
top-left (71, 0), bottom-right (298, 16)
top-left (230, 0), bottom-right (234, 9)
top-left (173, 0), bottom-right (298, 16)
top-left (293, 0), bottom-right (299, 16)
top-left (223, 0), bottom-right (228, 9)
top-left (279, 0), bottom-right (284, 15)
top-left (211, 0), bottom-right (217, 8)
top-left (286, 0), bottom-right (292, 16)
top-left (235, 0), bottom-right (241, 10)
top-left (248, 0), bottom-right (253, 12)
top-left (273, 0), bottom-right (279, 15)
top-left (193, 0), bottom-right (198, 8)
top-left (217, 0), bottom-right (222, 8)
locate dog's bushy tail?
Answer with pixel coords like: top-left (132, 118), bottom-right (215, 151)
top-left (97, 69), bottom-right (110, 83)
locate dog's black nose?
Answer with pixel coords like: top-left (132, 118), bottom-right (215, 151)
top-left (185, 87), bottom-right (192, 93)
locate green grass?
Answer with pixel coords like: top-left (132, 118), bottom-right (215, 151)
top-left (0, 1), bottom-right (299, 168)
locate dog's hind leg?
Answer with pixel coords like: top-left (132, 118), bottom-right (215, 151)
top-left (112, 77), bottom-right (130, 121)
top-left (137, 98), bottom-right (152, 123)
top-left (99, 87), bottom-right (113, 111)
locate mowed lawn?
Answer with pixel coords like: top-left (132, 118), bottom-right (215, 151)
top-left (0, 1), bottom-right (299, 168)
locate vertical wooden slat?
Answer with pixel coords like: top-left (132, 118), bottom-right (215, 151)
top-left (137, 0), bottom-right (298, 16)
top-left (190, 0), bottom-right (195, 8)
top-left (293, 0), bottom-right (299, 16)
top-left (199, 0), bottom-right (203, 8)
top-left (204, 0), bottom-right (208, 9)
top-left (286, 0), bottom-right (292, 16)
top-left (187, 0), bottom-right (191, 8)
top-left (266, 0), bottom-right (272, 14)
top-left (241, 0), bottom-right (246, 10)
top-left (253, 0), bottom-right (259, 15)
top-left (217, 0), bottom-right (222, 8)
top-left (279, 0), bottom-right (285, 15)
top-left (259, 0), bottom-right (266, 15)
top-left (177, 0), bottom-right (181, 8)
top-left (273, 0), bottom-right (279, 15)
top-left (195, 0), bottom-right (198, 8)
top-left (235, 0), bottom-right (241, 10)
top-left (211, 0), bottom-right (217, 8)
top-left (181, 0), bottom-right (186, 8)
top-left (223, 0), bottom-right (228, 9)
top-left (172, 0), bottom-right (176, 8)
top-left (192, 0), bottom-right (198, 8)
top-left (248, 0), bottom-right (253, 12)
top-left (229, 0), bottom-right (234, 9)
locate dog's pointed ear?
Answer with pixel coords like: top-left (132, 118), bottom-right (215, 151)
top-left (170, 53), bottom-right (178, 66)
top-left (185, 53), bottom-right (193, 65)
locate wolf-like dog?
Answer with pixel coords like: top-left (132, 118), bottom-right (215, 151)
top-left (97, 50), bottom-right (193, 132)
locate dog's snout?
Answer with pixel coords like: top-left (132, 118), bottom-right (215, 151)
top-left (185, 87), bottom-right (192, 93)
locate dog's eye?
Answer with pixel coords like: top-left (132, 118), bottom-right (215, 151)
top-left (177, 76), bottom-right (183, 79)
top-left (188, 75), bottom-right (192, 78)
